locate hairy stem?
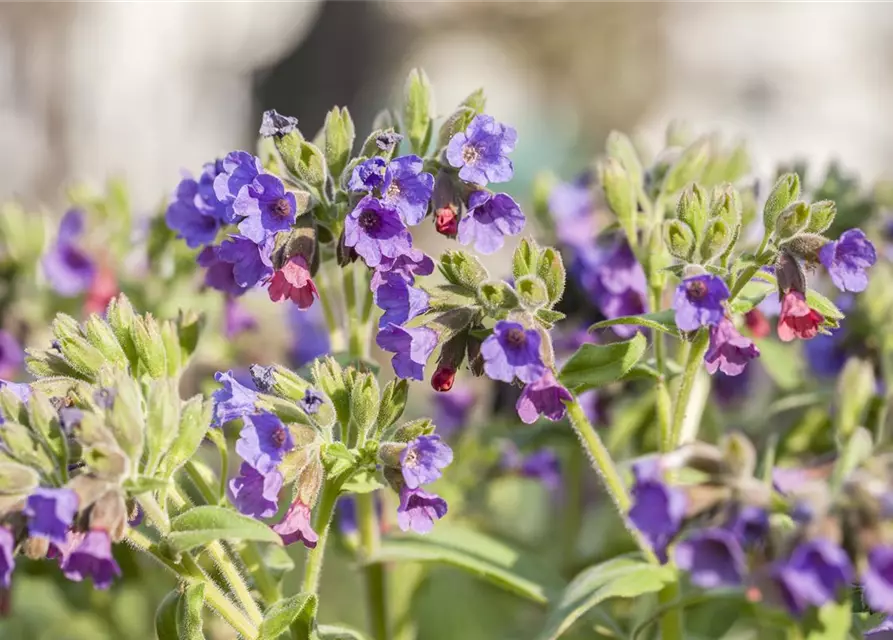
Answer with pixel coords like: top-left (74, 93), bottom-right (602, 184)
top-left (317, 264), bottom-right (345, 352)
top-left (564, 398), bottom-right (658, 564)
top-left (670, 329), bottom-right (710, 448)
top-left (358, 493), bottom-right (389, 640)
top-left (657, 581), bottom-right (684, 640)
top-left (301, 478), bottom-right (341, 595)
top-left (343, 264), bottom-right (363, 358)
top-left (560, 445), bottom-right (584, 573)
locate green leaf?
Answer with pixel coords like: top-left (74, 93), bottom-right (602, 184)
top-left (318, 625), bottom-right (370, 640)
top-left (588, 310), bottom-right (678, 336)
top-left (258, 593), bottom-right (317, 640)
top-left (537, 557), bottom-right (676, 640)
top-left (167, 506), bottom-right (282, 552)
top-left (154, 583), bottom-right (205, 640)
top-left (754, 337), bottom-right (802, 390)
top-left (372, 525), bottom-right (564, 604)
top-left (804, 600), bottom-right (851, 640)
top-left (154, 590), bottom-right (180, 640)
top-left (323, 106), bottom-right (355, 180)
top-left (748, 271), bottom-right (844, 321)
top-left (559, 334), bottom-right (649, 392)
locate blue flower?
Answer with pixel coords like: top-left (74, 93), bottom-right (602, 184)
top-left (373, 272), bottom-right (430, 328)
top-left (229, 463), bottom-right (283, 519)
top-left (165, 160), bottom-right (227, 247)
top-left (59, 530), bottom-right (122, 590)
top-left (235, 411), bottom-right (294, 474)
top-left (382, 155), bottom-right (434, 225)
top-left (401, 435), bottom-right (453, 489)
top-left (628, 460), bottom-right (686, 562)
top-left (819, 229), bottom-right (876, 293)
top-left (211, 370), bottom-right (259, 427)
top-left (213, 151), bottom-right (264, 223)
top-left (864, 545), bottom-right (893, 616)
top-left (299, 388), bottom-right (325, 415)
top-left (397, 487), bottom-right (447, 534)
top-left (348, 157), bottom-right (390, 193)
top-left (24, 488), bottom-right (79, 545)
top-left (675, 528), bottom-right (746, 588)
top-left (216, 234), bottom-right (274, 289)
top-left (458, 191), bottom-right (525, 255)
top-left (446, 114), bottom-right (517, 185)
top-left (234, 173), bottom-right (298, 243)
top-left (344, 197), bottom-right (413, 268)
top-left (772, 538), bottom-right (853, 615)
top-left (480, 321), bottom-right (545, 384)
top-left (376, 324), bottom-right (438, 381)
top-left (673, 275), bottom-right (729, 331)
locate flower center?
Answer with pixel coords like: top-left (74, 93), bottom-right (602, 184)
top-left (687, 280), bottom-right (708, 299)
top-left (273, 197), bottom-right (292, 218)
top-left (359, 209), bottom-right (380, 231)
top-left (506, 328), bottom-right (527, 347)
top-left (271, 426), bottom-right (287, 447)
top-left (404, 449), bottom-right (418, 467)
top-left (385, 181), bottom-right (401, 200)
top-left (462, 144), bottom-right (480, 165)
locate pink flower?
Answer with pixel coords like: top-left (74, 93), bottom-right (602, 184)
top-left (268, 256), bottom-right (318, 309)
top-left (777, 290), bottom-right (823, 342)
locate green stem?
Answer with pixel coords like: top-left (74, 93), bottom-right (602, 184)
top-left (657, 581), bottom-right (684, 640)
top-left (127, 529), bottom-right (258, 639)
top-left (670, 330), bottom-right (710, 448)
top-left (564, 398), bottom-right (658, 564)
top-left (317, 265), bottom-right (345, 352)
top-left (206, 429), bottom-right (228, 503)
top-left (138, 493), bottom-right (170, 532)
top-left (560, 446), bottom-right (584, 573)
top-left (343, 264), bottom-right (363, 358)
top-left (358, 492), bottom-right (389, 640)
top-left (301, 478), bottom-right (341, 595)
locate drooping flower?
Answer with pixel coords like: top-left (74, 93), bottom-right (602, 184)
top-left (516, 371), bottom-right (572, 424)
top-left (863, 545), bottom-right (893, 615)
top-left (165, 162), bottom-right (227, 247)
top-left (211, 370), bottom-right (259, 427)
top-left (431, 366), bottom-right (456, 392)
top-left (344, 197), bottom-right (413, 268)
top-left (213, 151), bottom-right (263, 222)
top-left (446, 114), bottom-right (517, 185)
top-left (819, 229), bottom-right (876, 293)
top-left (84, 264), bottom-right (119, 316)
top-left (435, 206), bottom-right (459, 237)
top-left (433, 388), bottom-right (476, 437)
top-left (59, 530), bottom-right (122, 590)
top-left (229, 463), bottom-right (283, 519)
top-left (289, 305), bottom-right (330, 367)
top-left (268, 255), bottom-right (318, 309)
top-left (234, 173), bottom-right (298, 243)
top-left (348, 157), bottom-right (390, 193)
top-left (772, 538), bottom-right (853, 615)
top-left (673, 275), bottom-right (729, 331)
top-left (197, 246), bottom-right (246, 296)
top-left (725, 505), bottom-right (769, 546)
top-left (376, 324), bottom-right (438, 381)
top-left (457, 190), bottom-right (525, 255)
top-left (400, 435), bottom-right (453, 489)
top-left (224, 297), bottom-right (257, 338)
top-left (373, 273), bottom-right (429, 328)
top-left (216, 234), bottom-right (275, 290)
top-left (396, 487), bottom-right (448, 534)
top-left (299, 388), bottom-right (325, 415)
top-left (272, 498), bottom-right (318, 548)
top-left (24, 488), bottom-right (79, 545)
top-left (373, 247), bottom-right (434, 286)
top-left (481, 321), bottom-right (545, 384)
top-left (704, 317), bottom-right (760, 376)
top-left (381, 155), bottom-right (434, 226)
top-left (235, 411), bottom-right (295, 474)
top-left (628, 460), bottom-right (687, 562)
top-left (259, 109), bottom-right (299, 138)
top-left (777, 290), bottom-right (824, 342)
top-left (743, 308), bottom-right (771, 338)
top-left (0, 331), bottom-right (23, 378)
top-left (548, 179), bottom-right (596, 249)
top-left (0, 527), bottom-right (13, 588)
top-left (42, 209), bottom-right (96, 297)
top-left (674, 528), bottom-right (746, 588)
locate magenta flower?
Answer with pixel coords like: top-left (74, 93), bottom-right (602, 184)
top-left (446, 114), bottom-right (517, 185)
top-left (516, 371), bottom-right (572, 424)
top-left (59, 530), bottom-right (122, 590)
top-left (457, 190), bottom-right (525, 255)
top-left (272, 498), bottom-right (318, 548)
top-left (481, 321), bottom-right (545, 384)
top-left (704, 317), bottom-right (760, 376)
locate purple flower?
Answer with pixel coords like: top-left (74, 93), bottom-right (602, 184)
top-left (481, 321), bottom-right (545, 384)
top-left (197, 246), bottom-right (246, 296)
top-left (674, 528), bottom-right (745, 588)
top-left (673, 275), bottom-right (729, 331)
top-left (60, 530), bottom-right (122, 589)
top-left (235, 411), bottom-right (294, 474)
top-left (433, 388), bottom-right (476, 437)
top-left (272, 498), bottom-right (318, 548)
top-left (867, 618), bottom-right (893, 638)
top-left (234, 173), bottom-right (298, 243)
top-left (382, 155), bottom-right (434, 225)
top-left (819, 229), bottom-right (876, 292)
top-left (772, 538), bottom-right (853, 615)
top-left (0, 379), bottom-right (30, 404)
top-left (519, 448), bottom-right (561, 491)
top-left (165, 162), bottom-right (227, 247)
top-left (338, 497), bottom-right (358, 535)
top-left (457, 191), bottom-right (525, 255)
top-left (212, 370), bottom-right (258, 427)
top-left (803, 328), bottom-right (848, 378)
top-left (401, 435), bottom-right (453, 489)
top-left (0, 527), bottom-right (13, 588)
top-left (299, 388), bottom-right (325, 415)
top-left (704, 317), bottom-right (760, 376)
top-left (374, 272), bottom-right (430, 328)
top-left (725, 505), bottom-right (769, 546)
top-left (344, 197), bottom-right (413, 268)
top-left (573, 240), bottom-right (647, 338)
top-left (224, 298), bottom-right (257, 338)
top-left (549, 179), bottom-right (596, 249)
top-left (628, 460), bottom-right (686, 562)
top-left (59, 407), bottom-right (83, 434)
top-left (24, 488), bottom-right (79, 545)
top-left (259, 109), bottom-right (298, 138)
top-left (289, 305), bottom-right (330, 367)
top-left (373, 248), bottom-right (435, 289)
top-left (0, 331), bottom-right (23, 377)
top-left (864, 546), bottom-right (893, 615)
top-left (516, 371), bottom-right (572, 424)
top-left (376, 324), bottom-right (438, 381)
top-left (213, 151), bottom-right (263, 223)
top-left (229, 463), bottom-right (283, 519)
top-left (216, 234), bottom-right (274, 289)
top-left (397, 487), bottom-right (448, 534)
top-left (42, 209), bottom-right (96, 296)
top-left (446, 114), bottom-right (517, 185)
top-left (348, 157), bottom-right (390, 193)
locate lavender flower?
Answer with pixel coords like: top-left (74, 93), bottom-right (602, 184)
top-left (772, 538), bottom-right (853, 615)
top-left (864, 546), bottom-right (893, 615)
top-left (234, 173), bottom-right (298, 243)
top-left (457, 191), bottom-right (525, 255)
top-left (0, 331), bottom-right (23, 378)
top-left (573, 239), bottom-right (647, 338)
top-left (59, 530), bottom-right (122, 590)
top-left (516, 371), bottom-right (572, 424)
top-left (867, 618), bottom-right (893, 638)
top-left (344, 197), bottom-right (413, 268)
top-left (299, 388), bottom-right (325, 415)
top-left (348, 157), bottom-right (390, 193)
top-left (0, 527), bottom-right (13, 588)
top-left (704, 317), bottom-right (760, 376)
top-left (549, 179), bottom-right (596, 249)
top-left (674, 528), bottom-right (745, 588)
top-left (819, 229), bottom-right (877, 293)
top-left (374, 273), bottom-right (430, 328)
top-left (216, 234), bottom-right (275, 289)
top-left (382, 155), bottom-right (434, 225)
top-left (235, 411), bottom-right (295, 474)
top-left (213, 151), bottom-right (263, 222)
top-left (0, 379), bottom-right (30, 403)
top-left (673, 275), bottom-right (729, 331)
top-left (397, 487), bottom-right (448, 534)
top-left (803, 328), bottom-right (848, 378)
top-left (481, 321), bottom-right (545, 384)
top-left (401, 435), bottom-right (453, 489)
top-left (373, 248), bottom-right (434, 286)
top-left (24, 488), bottom-right (79, 545)
top-left (224, 298), bottom-right (257, 338)
top-left (725, 505), bottom-right (769, 546)
top-left (197, 246), bottom-right (247, 296)
top-left (289, 306), bottom-right (330, 367)
top-left (433, 388), bottom-right (476, 437)
top-left (212, 370), bottom-right (259, 427)
top-left (446, 114), bottom-right (517, 185)
top-left (518, 448), bottom-right (561, 491)
top-left (376, 324), bottom-right (438, 381)
top-left (229, 463), bottom-right (283, 519)
top-left (272, 498), bottom-right (318, 548)
top-left (259, 109), bottom-right (298, 138)
top-left (166, 163), bottom-right (226, 247)
top-left (42, 209), bottom-right (96, 296)
top-left (628, 460), bottom-right (686, 562)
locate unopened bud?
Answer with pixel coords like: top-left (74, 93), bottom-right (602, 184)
top-left (435, 206), bottom-right (458, 237)
top-left (763, 173), bottom-right (801, 235)
top-left (774, 201), bottom-right (809, 240)
top-left (744, 309), bottom-right (770, 338)
top-left (431, 366), bottom-right (456, 392)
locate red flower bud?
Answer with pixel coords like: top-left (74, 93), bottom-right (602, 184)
top-left (777, 290), bottom-right (823, 342)
top-left (744, 308), bottom-right (770, 339)
top-left (435, 206), bottom-right (458, 237)
top-left (84, 265), bottom-right (118, 316)
top-left (431, 366), bottom-right (456, 392)
top-left (268, 255), bottom-right (318, 309)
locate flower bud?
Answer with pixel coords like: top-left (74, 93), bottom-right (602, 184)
top-left (836, 359), bottom-right (875, 439)
top-left (0, 423), bottom-right (55, 476)
top-left (311, 358), bottom-right (350, 428)
top-left (378, 442), bottom-right (407, 468)
top-left (269, 364), bottom-right (312, 402)
top-left (296, 455), bottom-right (324, 508)
top-left (360, 127), bottom-right (402, 159)
top-left (606, 130), bottom-right (643, 191)
top-left (403, 68), bottom-right (433, 156)
top-left (159, 320), bottom-right (182, 377)
top-left (0, 461), bottom-right (39, 495)
top-left (699, 219), bottom-right (732, 261)
top-left (662, 138), bottom-right (710, 195)
top-left (805, 200), bottom-right (836, 235)
top-left (440, 250), bottom-right (489, 292)
top-left (375, 379), bottom-right (408, 435)
top-left (132, 315), bottom-right (167, 379)
top-left (774, 201), bottom-right (809, 240)
top-left (664, 220), bottom-right (696, 261)
top-left (467, 330), bottom-right (484, 377)
top-left (435, 206), bottom-right (458, 237)
top-left (536, 247), bottom-right (565, 305)
top-left (720, 432), bottom-right (757, 479)
top-left (175, 308), bottom-right (204, 364)
top-left (431, 366), bottom-right (456, 393)
top-left (84, 315), bottom-right (128, 371)
top-left (762, 173), bottom-right (800, 235)
top-left (776, 250), bottom-right (807, 295)
top-left (676, 183), bottom-right (708, 241)
top-left (104, 372), bottom-right (145, 466)
top-left (514, 275), bottom-right (550, 311)
top-left (476, 280), bottom-right (519, 317)
top-left (336, 230), bottom-right (359, 266)
top-left (322, 106), bottom-right (355, 180)
top-left (437, 106), bottom-right (475, 149)
top-left (144, 379), bottom-right (181, 476)
top-left (26, 390), bottom-right (67, 466)
top-left (511, 237), bottom-right (540, 281)
top-left (159, 395), bottom-right (210, 478)
top-left (22, 537), bottom-right (49, 560)
top-left (780, 232), bottom-right (829, 263)
top-left (89, 488), bottom-right (128, 541)
top-left (349, 372), bottom-right (380, 439)
top-left (599, 157), bottom-right (637, 246)
top-left (391, 418), bottom-right (434, 443)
